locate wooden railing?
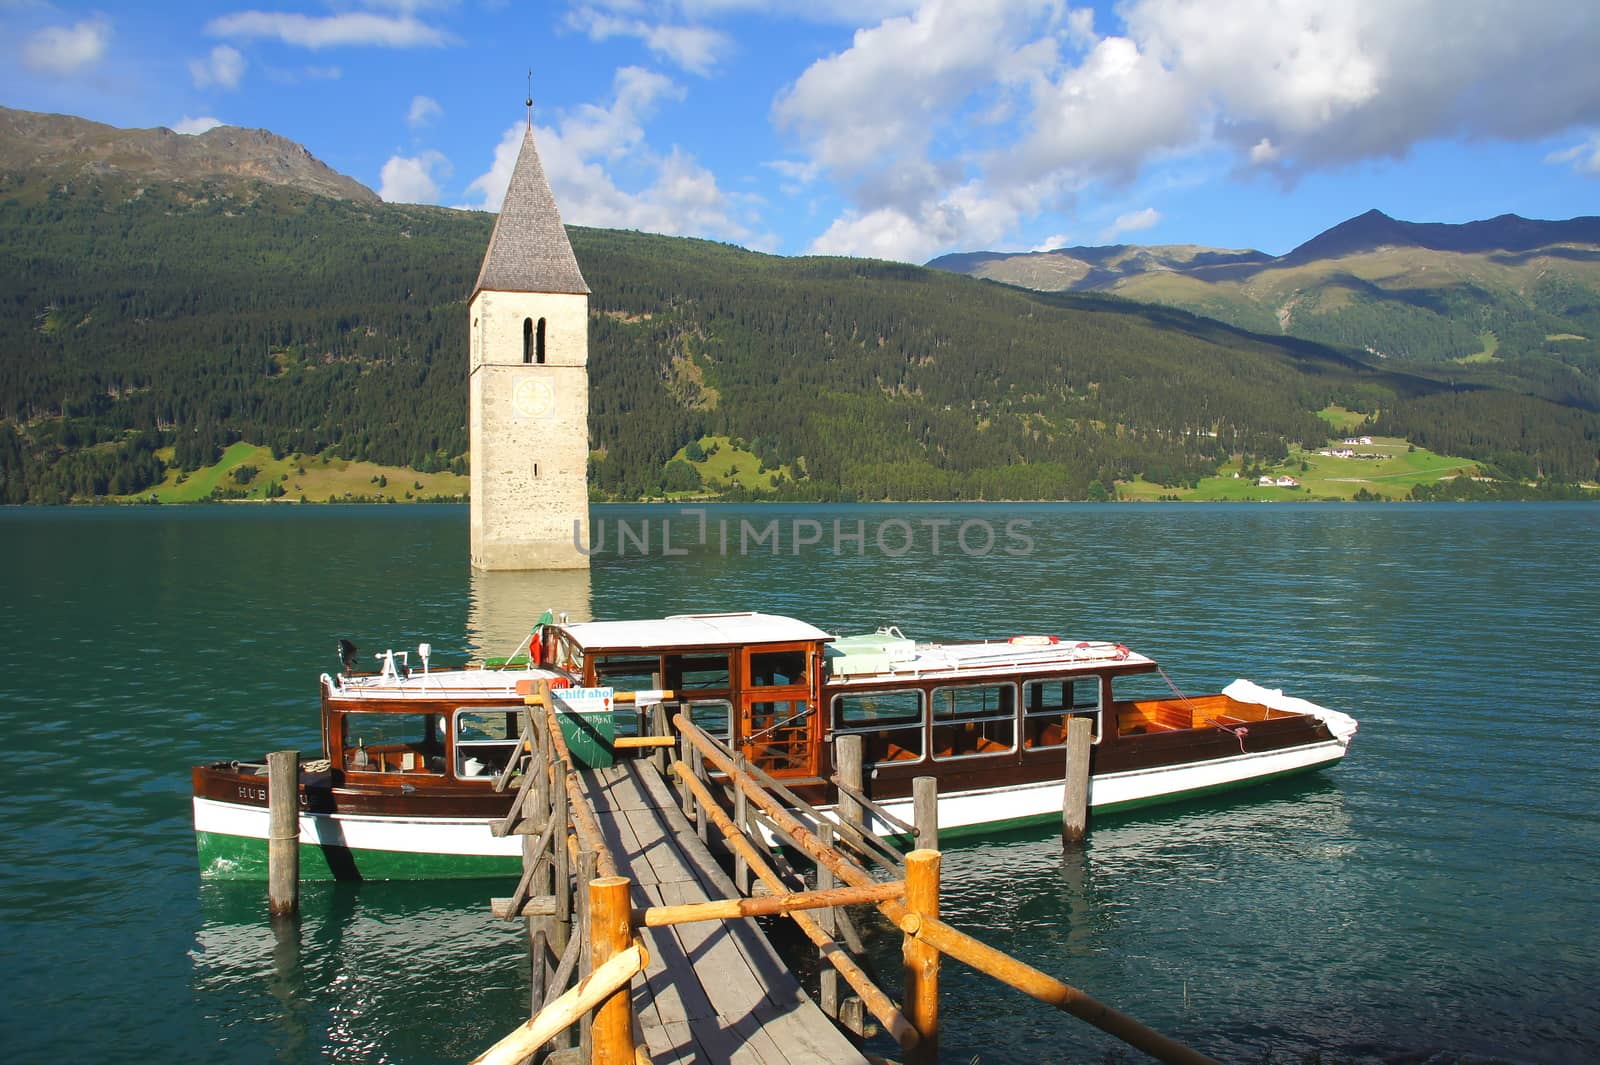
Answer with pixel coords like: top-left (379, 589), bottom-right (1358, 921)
top-left (469, 683), bottom-right (1221, 1065)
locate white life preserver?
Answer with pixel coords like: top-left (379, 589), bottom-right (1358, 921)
top-left (1008, 634), bottom-right (1060, 647)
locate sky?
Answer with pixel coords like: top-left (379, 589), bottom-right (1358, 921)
top-left (3, 0), bottom-right (1597, 261)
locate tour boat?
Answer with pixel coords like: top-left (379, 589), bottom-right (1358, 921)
top-left (191, 612), bottom-right (1357, 880)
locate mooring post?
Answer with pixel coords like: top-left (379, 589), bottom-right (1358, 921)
top-left (1062, 715), bottom-right (1093, 847)
top-left (589, 875), bottom-right (635, 1065)
top-left (267, 749), bottom-right (300, 917)
top-left (904, 848), bottom-right (942, 1065)
top-left (836, 734), bottom-right (864, 834)
top-left (913, 775), bottom-right (939, 851)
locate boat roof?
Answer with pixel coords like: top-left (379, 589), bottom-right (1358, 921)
top-left (826, 634), bottom-right (1154, 684)
top-left (561, 612), bottom-right (834, 652)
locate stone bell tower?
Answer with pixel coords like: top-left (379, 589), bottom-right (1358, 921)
top-left (468, 123), bottom-right (590, 570)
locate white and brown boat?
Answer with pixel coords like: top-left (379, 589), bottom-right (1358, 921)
top-left (192, 612), bottom-right (1357, 879)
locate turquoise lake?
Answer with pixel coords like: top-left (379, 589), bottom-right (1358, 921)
top-left (1, 502), bottom-right (1596, 1064)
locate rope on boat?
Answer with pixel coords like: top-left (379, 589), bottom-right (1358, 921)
top-left (1157, 666), bottom-right (1194, 704)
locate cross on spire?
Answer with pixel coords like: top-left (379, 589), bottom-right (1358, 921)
top-left (525, 69), bottom-right (533, 130)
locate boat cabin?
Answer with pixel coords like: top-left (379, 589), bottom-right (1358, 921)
top-left (552, 612), bottom-right (834, 778)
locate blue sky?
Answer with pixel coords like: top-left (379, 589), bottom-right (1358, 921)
top-left (4, 0), bottom-right (1597, 261)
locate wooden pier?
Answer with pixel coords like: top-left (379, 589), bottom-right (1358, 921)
top-left (468, 683), bottom-right (1222, 1065)
top-left (585, 759), bottom-right (867, 1063)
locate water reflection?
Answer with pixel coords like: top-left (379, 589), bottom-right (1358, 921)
top-left (466, 567), bottom-right (593, 659)
top-left (192, 881), bottom-right (527, 1064)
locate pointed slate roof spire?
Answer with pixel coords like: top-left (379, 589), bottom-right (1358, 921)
top-left (472, 126), bottom-right (589, 298)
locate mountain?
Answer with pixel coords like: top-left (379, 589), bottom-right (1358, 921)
top-left (0, 111), bottom-right (1595, 503)
top-left (928, 211), bottom-right (1600, 379)
top-left (1280, 208), bottom-right (1600, 264)
top-left (0, 106), bottom-right (378, 204)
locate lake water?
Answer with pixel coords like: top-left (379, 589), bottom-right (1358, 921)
top-left (2, 502), bottom-right (1596, 1064)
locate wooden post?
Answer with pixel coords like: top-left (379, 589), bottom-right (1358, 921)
top-left (577, 848), bottom-right (598, 1061)
top-left (836, 734), bottom-right (864, 834)
top-left (913, 775), bottom-right (938, 851)
top-left (649, 672), bottom-right (668, 773)
top-left (589, 875), bottom-right (635, 1065)
top-left (548, 757), bottom-right (573, 1052)
top-left (733, 754), bottom-right (750, 896)
top-left (1062, 716), bottom-right (1093, 847)
top-left (526, 750), bottom-right (552, 1011)
top-left (267, 750), bottom-right (300, 917)
top-left (677, 726), bottom-right (696, 821)
top-left (903, 849), bottom-right (941, 1065)
top-left (692, 745), bottom-right (708, 842)
top-left (816, 822), bottom-right (839, 1020)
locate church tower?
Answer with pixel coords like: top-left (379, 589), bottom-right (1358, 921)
top-left (468, 125), bottom-right (590, 570)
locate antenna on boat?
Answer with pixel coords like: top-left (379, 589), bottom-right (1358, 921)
top-left (338, 639), bottom-right (358, 675)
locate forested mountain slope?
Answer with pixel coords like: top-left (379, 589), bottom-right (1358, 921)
top-left (1, 143), bottom-right (1595, 502)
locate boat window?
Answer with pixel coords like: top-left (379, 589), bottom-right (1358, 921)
top-left (593, 655), bottom-right (660, 691)
top-left (454, 707), bottom-right (522, 780)
top-left (1022, 677), bottom-right (1102, 747)
top-left (748, 649), bottom-right (807, 687)
top-left (831, 689), bottom-right (924, 764)
top-left (665, 653), bottom-right (730, 691)
top-left (342, 712), bottom-right (445, 775)
top-left (683, 699), bottom-right (733, 743)
top-left (592, 655), bottom-right (660, 737)
top-left (931, 683), bottom-right (1016, 760)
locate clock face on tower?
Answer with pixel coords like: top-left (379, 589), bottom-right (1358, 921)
top-left (511, 378), bottom-right (556, 421)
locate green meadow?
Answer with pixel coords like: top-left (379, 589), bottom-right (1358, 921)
top-left (130, 442), bottom-right (469, 503)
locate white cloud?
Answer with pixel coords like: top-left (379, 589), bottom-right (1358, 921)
top-left (22, 17), bottom-right (109, 76)
top-left (568, 7), bottom-right (731, 75)
top-left (775, 0), bottom-right (1061, 202)
top-left (1119, 0), bottom-right (1600, 167)
top-left (777, 0), bottom-right (1600, 259)
top-left (463, 67), bottom-right (763, 246)
top-left (407, 94), bottom-right (443, 128)
top-left (582, 0), bottom-right (917, 23)
top-left (1100, 206), bottom-right (1160, 242)
top-left (379, 149), bottom-right (451, 202)
top-left (189, 44), bottom-right (247, 90)
top-left (1545, 133), bottom-right (1600, 176)
top-left (172, 116), bottom-right (225, 135)
top-left (1249, 138), bottom-right (1280, 165)
top-left (205, 10), bottom-right (451, 49)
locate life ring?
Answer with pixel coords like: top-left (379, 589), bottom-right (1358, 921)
top-left (1112, 644), bottom-right (1131, 660)
top-left (1009, 634), bottom-right (1060, 647)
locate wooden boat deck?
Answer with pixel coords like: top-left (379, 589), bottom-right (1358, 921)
top-left (581, 760), bottom-right (868, 1065)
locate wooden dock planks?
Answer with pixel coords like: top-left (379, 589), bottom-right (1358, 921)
top-left (581, 762), bottom-right (867, 1065)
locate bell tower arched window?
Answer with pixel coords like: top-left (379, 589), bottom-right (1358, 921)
top-left (522, 318), bottom-right (533, 364)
